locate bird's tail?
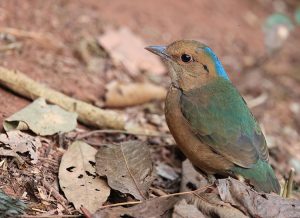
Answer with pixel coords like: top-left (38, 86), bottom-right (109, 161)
top-left (232, 159), bottom-right (281, 194)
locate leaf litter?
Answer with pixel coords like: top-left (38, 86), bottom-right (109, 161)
top-left (96, 140), bottom-right (156, 200)
top-left (0, 130), bottom-right (41, 164)
top-left (4, 98), bottom-right (78, 136)
top-left (0, 1), bottom-right (300, 216)
top-left (59, 141), bottom-right (110, 213)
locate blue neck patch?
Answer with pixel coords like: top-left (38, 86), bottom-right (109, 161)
top-left (204, 47), bottom-right (229, 80)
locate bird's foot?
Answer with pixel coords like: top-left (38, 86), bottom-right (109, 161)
top-left (281, 168), bottom-right (295, 198)
top-left (207, 174), bottom-right (217, 184)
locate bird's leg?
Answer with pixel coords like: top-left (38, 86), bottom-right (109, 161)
top-left (207, 174), bottom-right (217, 184)
top-left (281, 168), bottom-right (295, 198)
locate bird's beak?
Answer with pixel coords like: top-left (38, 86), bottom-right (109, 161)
top-left (145, 45), bottom-right (171, 61)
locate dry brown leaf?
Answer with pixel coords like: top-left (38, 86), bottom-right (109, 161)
top-left (98, 27), bottom-right (165, 76)
top-left (4, 98), bottom-right (77, 136)
top-left (172, 199), bottom-right (205, 218)
top-left (104, 81), bottom-right (167, 108)
top-left (93, 195), bottom-right (180, 218)
top-left (95, 140), bottom-right (156, 200)
top-left (217, 178), bottom-right (300, 218)
top-left (0, 130), bottom-right (41, 164)
top-left (59, 141), bottom-right (110, 213)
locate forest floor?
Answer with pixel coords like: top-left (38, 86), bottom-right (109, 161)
top-left (0, 0), bottom-right (300, 216)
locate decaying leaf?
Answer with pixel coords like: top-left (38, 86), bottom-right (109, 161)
top-left (98, 27), bottom-right (165, 76)
top-left (217, 178), bottom-right (300, 218)
top-left (172, 199), bottom-right (205, 218)
top-left (93, 195), bottom-right (180, 218)
top-left (95, 140), bottom-right (156, 200)
top-left (104, 81), bottom-right (167, 108)
top-left (0, 130), bottom-right (41, 164)
top-left (156, 162), bottom-right (179, 181)
top-left (4, 98), bottom-right (77, 136)
top-left (59, 141), bottom-right (110, 213)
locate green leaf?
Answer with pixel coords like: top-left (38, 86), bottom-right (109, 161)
top-left (3, 98), bottom-right (77, 136)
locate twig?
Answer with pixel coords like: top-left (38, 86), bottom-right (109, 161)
top-left (42, 180), bottom-right (71, 215)
top-left (21, 215), bottom-right (81, 218)
top-left (99, 200), bottom-right (143, 209)
top-left (76, 129), bottom-right (171, 140)
top-left (150, 187), bottom-right (167, 196)
top-left (80, 206), bottom-right (92, 218)
top-left (99, 184), bottom-right (212, 209)
top-left (0, 67), bottom-right (125, 129)
top-left (42, 180), bottom-right (68, 204)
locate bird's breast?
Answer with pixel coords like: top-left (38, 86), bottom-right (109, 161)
top-left (165, 85), bottom-right (233, 174)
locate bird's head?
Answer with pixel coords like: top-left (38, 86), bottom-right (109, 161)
top-left (146, 40), bottom-right (229, 91)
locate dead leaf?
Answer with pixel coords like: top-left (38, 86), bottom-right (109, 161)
top-left (98, 27), bottom-right (165, 76)
top-left (172, 199), bottom-right (205, 218)
top-left (93, 195), bottom-right (180, 218)
top-left (156, 162), bottom-right (179, 181)
top-left (4, 98), bottom-right (77, 136)
top-left (104, 81), bottom-right (167, 108)
top-left (59, 141), bottom-right (110, 213)
top-left (217, 178), bottom-right (300, 218)
top-left (0, 130), bottom-right (41, 164)
top-left (180, 160), bottom-right (208, 192)
top-left (95, 140), bottom-right (156, 200)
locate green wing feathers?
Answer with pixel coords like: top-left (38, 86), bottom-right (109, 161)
top-left (180, 78), bottom-right (268, 167)
top-left (232, 160), bottom-right (281, 194)
top-left (180, 78), bottom-right (279, 193)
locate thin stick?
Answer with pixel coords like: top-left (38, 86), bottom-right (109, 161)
top-left (99, 184), bottom-right (212, 209)
top-left (21, 215), bottom-right (81, 218)
top-left (76, 129), bottom-right (171, 140)
top-left (99, 200), bottom-right (142, 209)
top-left (0, 67), bottom-right (125, 129)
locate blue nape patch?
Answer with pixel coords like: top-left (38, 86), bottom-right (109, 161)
top-left (204, 47), bottom-right (229, 80)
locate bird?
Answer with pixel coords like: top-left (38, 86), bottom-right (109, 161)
top-left (145, 40), bottom-right (280, 194)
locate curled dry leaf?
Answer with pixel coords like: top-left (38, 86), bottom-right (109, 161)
top-left (59, 141), bottom-right (110, 213)
top-left (93, 195), bottom-right (180, 218)
top-left (95, 140), bottom-right (156, 200)
top-left (98, 27), bottom-right (165, 76)
top-left (217, 178), bottom-right (300, 218)
top-left (104, 81), bottom-right (167, 108)
top-left (4, 98), bottom-right (77, 136)
top-left (0, 130), bottom-right (41, 164)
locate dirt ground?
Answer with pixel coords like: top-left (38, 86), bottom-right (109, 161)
top-left (0, 0), bottom-right (300, 216)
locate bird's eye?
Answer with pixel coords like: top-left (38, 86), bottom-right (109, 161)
top-left (181, 54), bottom-right (192, 63)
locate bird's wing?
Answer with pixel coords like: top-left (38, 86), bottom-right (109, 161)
top-left (180, 82), bottom-right (268, 168)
